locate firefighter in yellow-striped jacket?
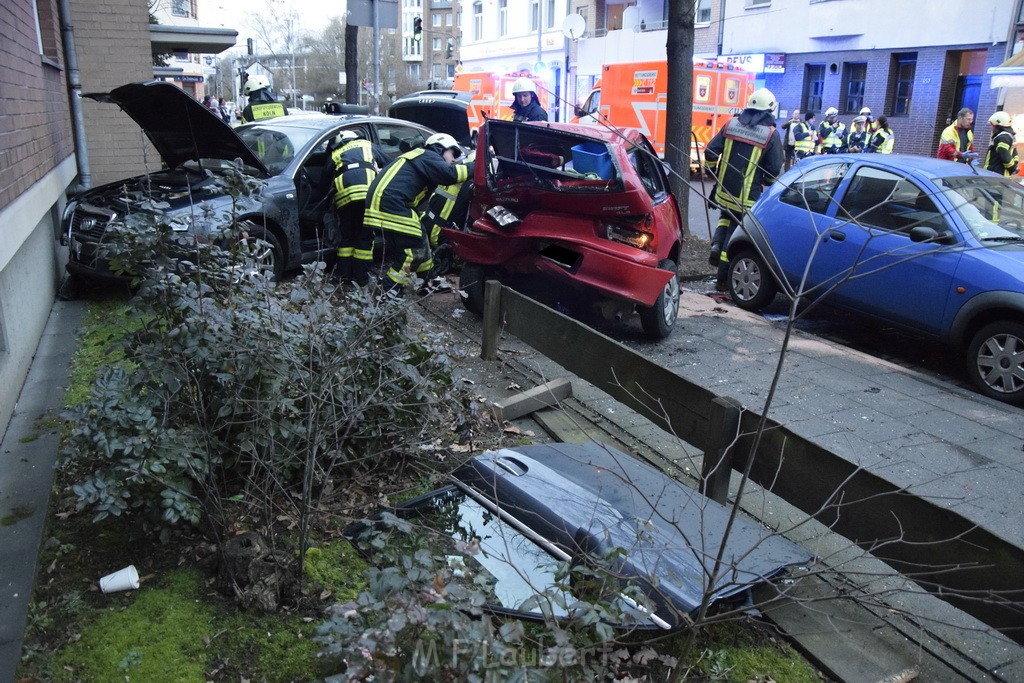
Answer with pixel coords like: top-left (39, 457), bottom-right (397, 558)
top-left (704, 88), bottom-right (784, 292)
top-left (364, 133), bottom-right (474, 293)
top-left (327, 130), bottom-right (390, 285)
top-left (985, 111), bottom-right (1019, 177)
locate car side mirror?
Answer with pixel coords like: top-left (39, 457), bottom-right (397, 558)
top-left (909, 226), bottom-right (956, 245)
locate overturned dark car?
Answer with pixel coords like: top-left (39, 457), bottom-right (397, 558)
top-left (62, 81), bottom-right (437, 281)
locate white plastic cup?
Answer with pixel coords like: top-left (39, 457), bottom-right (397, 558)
top-left (99, 564), bottom-right (140, 593)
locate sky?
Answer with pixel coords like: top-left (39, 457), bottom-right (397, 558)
top-left (202, 0), bottom-right (349, 50)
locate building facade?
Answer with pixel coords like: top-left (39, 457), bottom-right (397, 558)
top-left (0, 0), bottom-right (77, 437)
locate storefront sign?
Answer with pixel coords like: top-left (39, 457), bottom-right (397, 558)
top-left (764, 53), bottom-right (786, 74)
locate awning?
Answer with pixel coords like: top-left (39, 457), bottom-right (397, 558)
top-left (150, 24), bottom-right (238, 55)
top-left (987, 50), bottom-right (1024, 88)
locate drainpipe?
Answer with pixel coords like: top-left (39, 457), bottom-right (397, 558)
top-left (57, 0), bottom-right (91, 190)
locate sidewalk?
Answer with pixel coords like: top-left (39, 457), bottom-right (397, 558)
top-left (0, 300), bottom-right (85, 682)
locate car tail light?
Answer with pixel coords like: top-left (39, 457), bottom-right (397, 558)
top-left (603, 214), bottom-right (655, 251)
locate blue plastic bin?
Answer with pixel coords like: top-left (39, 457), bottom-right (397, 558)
top-left (571, 143), bottom-right (614, 179)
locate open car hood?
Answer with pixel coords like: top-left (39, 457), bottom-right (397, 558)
top-left (388, 90), bottom-right (473, 148)
top-left (86, 81), bottom-right (268, 174)
top-left (350, 442), bottom-right (810, 630)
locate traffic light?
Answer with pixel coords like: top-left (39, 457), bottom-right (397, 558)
top-left (445, 38), bottom-right (453, 59)
top-left (413, 17), bottom-right (422, 41)
top-left (246, 38), bottom-right (253, 55)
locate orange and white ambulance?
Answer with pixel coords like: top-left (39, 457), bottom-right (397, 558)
top-left (452, 70), bottom-right (550, 140)
top-left (573, 60), bottom-right (755, 163)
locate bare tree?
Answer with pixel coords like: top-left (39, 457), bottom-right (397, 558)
top-left (299, 17), bottom-right (348, 100)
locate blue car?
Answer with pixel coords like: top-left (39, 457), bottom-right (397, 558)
top-left (726, 153), bottom-right (1024, 404)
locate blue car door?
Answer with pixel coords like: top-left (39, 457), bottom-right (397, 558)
top-left (810, 164), bottom-right (963, 335)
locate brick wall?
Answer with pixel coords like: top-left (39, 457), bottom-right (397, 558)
top-left (0, 0), bottom-right (74, 211)
top-left (765, 44), bottom-right (1006, 158)
top-left (69, 0), bottom-right (158, 185)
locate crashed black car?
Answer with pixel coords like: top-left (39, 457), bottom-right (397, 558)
top-left (349, 442), bottom-right (810, 630)
top-left (62, 81), bottom-right (438, 281)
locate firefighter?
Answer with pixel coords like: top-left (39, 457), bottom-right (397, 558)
top-left (704, 88), bottom-right (784, 292)
top-left (327, 130), bottom-right (391, 285)
top-left (510, 77), bottom-right (548, 122)
top-left (985, 111), bottom-right (1019, 177)
top-left (819, 107), bottom-right (847, 154)
top-left (239, 75), bottom-right (287, 123)
top-left (364, 133), bottom-right (475, 293)
top-left (937, 108), bottom-right (975, 162)
top-left (792, 111), bottom-right (818, 160)
top-left (418, 163), bottom-right (476, 290)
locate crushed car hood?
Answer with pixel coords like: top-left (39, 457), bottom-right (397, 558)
top-left (86, 81), bottom-right (268, 174)
top-left (388, 90), bottom-right (473, 148)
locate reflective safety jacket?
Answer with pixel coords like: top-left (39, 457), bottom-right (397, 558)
top-left (818, 120), bottom-right (847, 153)
top-left (364, 148), bottom-right (474, 237)
top-left (867, 128), bottom-right (895, 154)
top-left (240, 90), bottom-right (288, 123)
top-left (421, 181), bottom-right (473, 247)
top-left (792, 121), bottom-right (817, 157)
top-left (937, 123), bottom-right (973, 162)
top-left (704, 108), bottom-right (784, 214)
top-left (329, 140), bottom-right (389, 208)
top-left (985, 128), bottom-right (1019, 176)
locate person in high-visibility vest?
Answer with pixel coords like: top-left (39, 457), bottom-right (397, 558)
top-left (866, 116), bottom-right (895, 154)
top-left (937, 108), bottom-right (975, 162)
top-left (846, 116), bottom-right (869, 153)
top-left (326, 130), bottom-right (391, 285)
top-left (364, 133), bottom-right (475, 293)
top-left (818, 107), bottom-right (847, 154)
top-left (793, 111), bottom-right (818, 160)
top-left (985, 111), bottom-right (1019, 177)
top-left (239, 75), bottom-right (288, 123)
top-left (704, 88), bottom-right (784, 292)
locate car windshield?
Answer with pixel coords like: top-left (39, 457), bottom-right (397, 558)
top-left (236, 125), bottom-right (320, 173)
top-left (935, 175), bottom-right (1024, 241)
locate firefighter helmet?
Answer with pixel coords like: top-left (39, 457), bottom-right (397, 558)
top-left (331, 129), bottom-right (361, 147)
top-left (511, 77), bottom-right (537, 96)
top-left (243, 74), bottom-right (270, 94)
top-left (824, 107), bottom-right (839, 118)
top-left (425, 132), bottom-right (462, 158)
top-left (746, 88), bottom-right (777, 112)
top-left (989, 111), bottom-right (1012, 127)
top-left (859, 106), bottom-right (872, 117)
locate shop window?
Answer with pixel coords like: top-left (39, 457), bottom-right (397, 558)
top-left (843, 63), bottom-right (866, 114)
top-left (803, 64), bottom-right (825, 114)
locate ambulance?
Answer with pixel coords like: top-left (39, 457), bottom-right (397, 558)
top-left (573, 60), bottom-right (755, 165)
top-left (452, 70), bottom-right (550, 140)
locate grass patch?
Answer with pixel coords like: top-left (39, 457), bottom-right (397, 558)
top-left (687, 621), bottom-right (822, 682)
top-left (303, 540), bottom-right (368, 603)
top-left (63, 297), bottom-right (142, 407)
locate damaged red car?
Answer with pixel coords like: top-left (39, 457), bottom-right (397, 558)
top-left (449, 119), bottom-right (684, 340)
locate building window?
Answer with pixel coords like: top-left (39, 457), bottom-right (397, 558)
top-left (432, 37), bottom-right (441, 50)
top-left (409, 63), bottom-right (421, 79)
top-left (842, 63), bottom-right (866, 114)
top-left (746, 0), bottom-right (770, 6)
top-left (695, 0), bottom-right (712, 24)
top-left (446, 12), bottom-right (452, 26)
top-left (433, 13), bottom-right (441, 27)
top-left (472, 1), bottom-right (482, 40)
top-left (531, 1), bottom-right (539, 31)
top-left (171, 0), bottom-right (192, 18)
top-left (499, 0), bottom-right (508, 36)
top-left (546, 0), bottom-right (555, 28)
top-left (803, 64), bottom-right (825, 114)
top-left (892, 53), bottom-right (916, 116)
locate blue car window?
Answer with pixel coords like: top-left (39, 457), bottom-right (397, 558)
top-left (779, 162), bottom-right (849, 214)
top-left (936, 176), bottom-right (1024, 241)
top-left (837, 166), bottom-right (936, 234)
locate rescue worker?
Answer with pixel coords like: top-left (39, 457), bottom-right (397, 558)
top-left (937, 108), bottom-right (975, 162)
top-left (510, 77), bottom-right (548, 122)
top-left (781, 108), bottom-right (801, 170)
top-left (866, 115), bottom-right (895, 153)
top-left (846, 115), bottom-right (869, 153)
top-left (326, 130), bottom-right (391, 285)
top-left (792, 111), bottom-right (817, 160)
top-left (818, 107), bottom-right (847, 154)
top-left (704, 87), bottom-right (784, 292)
top-left (364, 133), bottom-right (475, 293)
top-left (985, 111), bottom-right (1019, 177)
top-left (860, 106), bottom-right (877, 135)
top-left (239, 75), bottom-right (287, 123)
top-left (418, 165), bottom-right (475, 290)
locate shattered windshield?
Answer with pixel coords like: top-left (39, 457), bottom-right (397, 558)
top-left (936, 175), bottom-right (1024, 242)
top-left (487, 125), bottom-right (623, 191)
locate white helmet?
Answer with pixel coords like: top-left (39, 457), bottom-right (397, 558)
top-left (511, 77), bottom-right (537, 96)
top-left (243, 74), bottom-right (270, 94)
top-left (425, 132), bottom-right (462, 158)
top-left (824, 107), bottom-right (839, 118)
top-left (746, 88), bottom-right (776, 112)
top-left (989, 111), bottom-right (1012, 127)
top-left (332, 129), bottom-right (361, 147)
top-left (859, 106), bottom-right (872, 116)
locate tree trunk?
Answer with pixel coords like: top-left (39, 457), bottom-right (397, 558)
top-left (345, 23), bottom-right (359, 104)
top-left (665, 1), bottom-right (696, 236)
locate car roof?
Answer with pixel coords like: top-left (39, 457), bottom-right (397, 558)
top-left (794, 153), bottom-right (1002, 182)
top-left (486, 119), bottom-right (646, 147)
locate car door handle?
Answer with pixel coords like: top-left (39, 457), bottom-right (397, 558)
top-left (825, 230), bottom-right (846, 242)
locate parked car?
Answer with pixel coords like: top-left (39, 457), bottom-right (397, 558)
top-left (725, 153), bottom-right (1024, 403)
top-left (348, 441), bottom-right (810, 630)
top-left (445, 119), bottom-right (685, 340)
top-left (62, 81), bottom-right (437, 282)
